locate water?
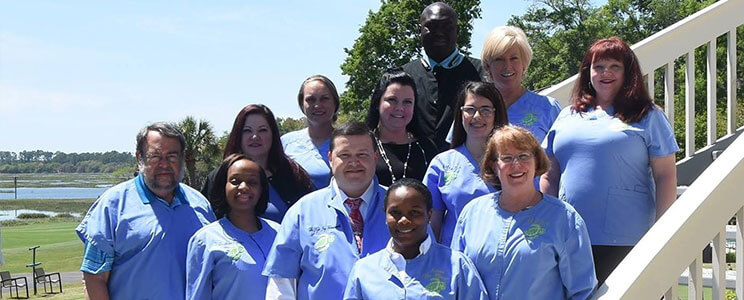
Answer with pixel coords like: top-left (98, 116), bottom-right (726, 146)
top-left (0, 187), bottom-right (109, 200)
top-left (0, 209), bottom-right (82, 221)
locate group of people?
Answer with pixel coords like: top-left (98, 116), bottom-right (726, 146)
top-left (75, 1), bottom-right (678, 299)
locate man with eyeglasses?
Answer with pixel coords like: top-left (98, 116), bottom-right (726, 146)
top-left (402, 2), bottom-right (486, 152)
top-left (76, 122), bottom-right (215, 300)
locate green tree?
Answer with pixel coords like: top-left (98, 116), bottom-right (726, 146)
top-left (176, 116), bottom-right (221, 189)
top-left (276, 116), bottom-right (307, 135)
top-left (339, 0), bottom-right (481, 120)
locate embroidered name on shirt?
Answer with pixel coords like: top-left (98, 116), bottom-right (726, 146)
top-left (308, 225), bottom-right (338, 235)
top-left (521, 112), bottom-right (538, 126)
top-left (314, 233), bottom-right (335, 253)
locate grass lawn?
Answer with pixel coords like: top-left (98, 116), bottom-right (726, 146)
top-left (4, 280), bottom-right (86, 299)
top-left (2, 220), bottom-right (83, 274)
top-left (677, 286), bottom-right (736, 299)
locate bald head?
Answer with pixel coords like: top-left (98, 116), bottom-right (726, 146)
top-left (420, 2), bottom-right (458, 62)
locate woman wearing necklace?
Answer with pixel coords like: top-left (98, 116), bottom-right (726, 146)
top-left (187, 154), bottom-right (279, 300)
top-left (366, 69), bottom-right (437, 187)
top-left (281, 75), bottom-right (340, 189)
top-left (452, 126), bottom-right (596, 299)
top-left (424, 81), bottom-right (508, 246)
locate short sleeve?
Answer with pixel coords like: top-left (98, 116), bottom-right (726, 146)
top-left (262, 206), bottom-right (304, 278)
top-left (642, 108), bottom-right (679, 157)
top-left (186, 233), bottom-right (213, 300)
top-left (542, 106), bottom-right (571, 156)
top-left (424, 156), bottom-right (445, 211)
top-left (76, 196), bottom-right (116, 255)
top-left (80, 241), bottom-right (114, 274)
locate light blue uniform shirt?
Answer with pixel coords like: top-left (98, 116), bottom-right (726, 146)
top-left (542, 106), bottom-right (679, 245)
top-left (508, 90), bottom-right (562, 144)
top-left (423, 144), bottom-right (496, 246)
top-left (186, 217), bottom-right (279, 300)
top-left (76, 175), bottom-right (215, 300)
top-left (281, 128), bottom-right (332, 189)
top-left (452, 191), bottom-right (597, 300)
top-left (344, 235), bottom-right (488, 300)
top-left (262, 178), bottom-right (391, 300)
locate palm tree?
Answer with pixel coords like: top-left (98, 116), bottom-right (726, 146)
top-left (176, 116), bottom-right (220, 188)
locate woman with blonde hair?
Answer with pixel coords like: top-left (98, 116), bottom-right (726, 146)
top-left (481, 26), bottom-right (561, 143)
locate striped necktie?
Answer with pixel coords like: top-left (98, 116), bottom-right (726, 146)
top-left (345, 198), bottom-right (364, 253)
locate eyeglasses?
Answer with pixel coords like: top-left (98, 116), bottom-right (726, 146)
top-left (460, 106), bottom-right (495, 117)
top-left (497, 153), bottom-right (533, 164)
top-left (145, 152), bottom-right (181, 164)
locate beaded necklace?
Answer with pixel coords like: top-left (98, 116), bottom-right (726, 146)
top-left (375, 129), bottom-right (427, 183)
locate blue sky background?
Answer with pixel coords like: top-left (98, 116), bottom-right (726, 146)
top-left (1, 1), bottom-right (538, 153)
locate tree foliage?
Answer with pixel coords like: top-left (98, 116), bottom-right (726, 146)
top-left (276, 116), bottom-right (307, 135)
top-left (339, 0), bottom-right (481, 120)
top-left (0, 150), bottom-right (134, 173)
top-left (176, 116), bottom-right (220, 189)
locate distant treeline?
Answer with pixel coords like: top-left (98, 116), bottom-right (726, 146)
top-left (0, 150), bottom-right (135, 173)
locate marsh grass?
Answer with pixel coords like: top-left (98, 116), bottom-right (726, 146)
top-left (0, 199), bottom-right (95, 214)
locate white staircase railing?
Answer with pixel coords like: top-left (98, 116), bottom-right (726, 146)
top-left (537, 0), bottom-right (744, 298)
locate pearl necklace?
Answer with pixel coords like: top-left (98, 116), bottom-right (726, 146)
top-left (375, 129), bottom-right (426, 183)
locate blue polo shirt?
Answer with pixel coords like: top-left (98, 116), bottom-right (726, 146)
top-left (77, 175), bottom-right (215, 299)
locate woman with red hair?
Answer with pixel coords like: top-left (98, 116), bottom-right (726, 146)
top-left (201, 104), bottom-right (315, 222)
top-left (541, 37), bottom-right (678, 285)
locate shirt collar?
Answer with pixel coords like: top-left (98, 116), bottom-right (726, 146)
top-left (134, 174), bottom-right (184, 207)
top-left (422, 49), bottom-right (465, 72)
top-left (385, 234), bottom-right (433, 271)
top-left (331, 177), bottom-right (376, 205)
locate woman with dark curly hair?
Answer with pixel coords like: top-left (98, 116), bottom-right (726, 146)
top-left (201, 104), bottom-right (315, 222)
top-left (366, 69), bottom-right (437, 187)
top-left (541, 37), bottom-right (678, 285)
top-left (186, 154), bottom-right (278, 299)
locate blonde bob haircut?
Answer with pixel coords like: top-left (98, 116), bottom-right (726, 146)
top-left (481, 125), bottom-right (550, 188)
top-left (481, 26), bottom-right (533, 76)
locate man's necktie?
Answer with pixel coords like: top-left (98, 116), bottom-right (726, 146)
top-left (345, 198), bottom-right (364, 253)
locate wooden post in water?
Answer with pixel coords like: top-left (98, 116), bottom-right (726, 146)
top-left (14, 176), bottom-right (17, 199)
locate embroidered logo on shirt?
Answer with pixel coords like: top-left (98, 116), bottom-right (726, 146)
top-left (423, 269), bottom-right (447, 295)
top-left (314, 233), bottom-right (335, 253)
top-left (443, 170), bottom-right (457, 186)
top-left (524, 223), bottom-right (547, 241)
top-left (226, 244), bottom-right (246, 262)
top-left (609, 121), bottom-right (643, 132)
top-left (521, 112), bottom-right (538, 126)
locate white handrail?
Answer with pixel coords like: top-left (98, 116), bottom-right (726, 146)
top-left (593, 130), bottom-right (744, 299)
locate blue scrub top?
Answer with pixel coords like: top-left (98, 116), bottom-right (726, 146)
top-left (281, 128), bottom-right (332, 189)
top-left (423, 144), bottom-right (496, 246)
top-left (507, 90), bottom-right (562, 144)
top-left (186, 217), bottom-right (279, 300)
top-left (452, 191), bottom-right (597, 300)
top-left (543, 106), bottom-right (679, 245)
top-left (76, 175), bottom-right (215, 300)
top-left (263, 183), bottom-right (289, 223)
top-left (344, 239), bottom-right (488, 300)
top-left (262, 178), bottom-right (391, 300)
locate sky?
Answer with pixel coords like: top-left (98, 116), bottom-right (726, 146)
top-left (0, 1), bottom-right (537, 154)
